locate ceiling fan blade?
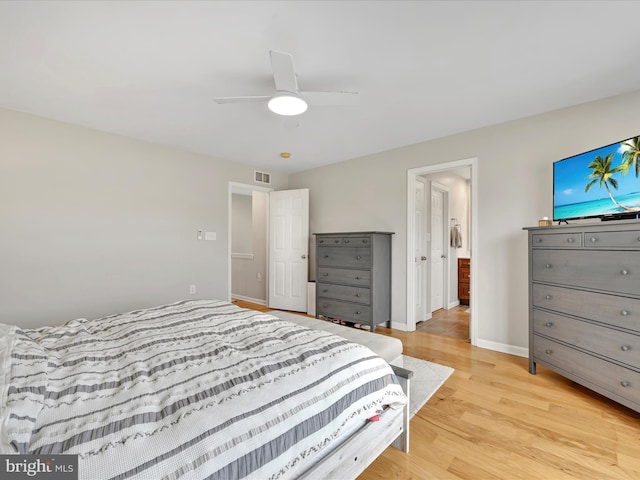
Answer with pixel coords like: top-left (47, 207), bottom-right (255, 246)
top-left (213, 96), bottom-right (271, 104)
top-left (270, 50), bottom-right (299, 93)
top-left (302, 91), bottom-right (359, 106)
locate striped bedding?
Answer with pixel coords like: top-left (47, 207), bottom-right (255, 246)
top-left (0, 300), bottom-right (406, 479)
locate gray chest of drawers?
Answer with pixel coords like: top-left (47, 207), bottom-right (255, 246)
top-left (525, 220), bottom-right (640, 413)
top-left (314, 232), bottom-right (393, 332)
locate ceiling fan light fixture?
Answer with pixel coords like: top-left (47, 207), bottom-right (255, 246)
top-left (268, 92), bottom-right (307, 116)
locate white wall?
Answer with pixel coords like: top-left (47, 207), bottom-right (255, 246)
top-left (289, 90), bottom-right (640, 353)
top-left (231, 194), bottom-right (253, 254)
top-left (0, 107), bottom-right (287, 327)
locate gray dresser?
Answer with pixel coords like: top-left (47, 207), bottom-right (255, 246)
top-left (525, 220), bottom-right (640, 413)
top-left (314, 232), bottom-right (393, 332)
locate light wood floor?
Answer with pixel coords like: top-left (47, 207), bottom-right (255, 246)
top-left (233, 300), bottom-right (640, 479)
top-left (417, 306), bottom-right (470, 340)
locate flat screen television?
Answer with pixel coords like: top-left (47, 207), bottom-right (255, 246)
top-left (553, 135), bottom-right (640, 222)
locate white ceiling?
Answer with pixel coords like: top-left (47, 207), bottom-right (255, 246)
top-left (2, 1), bottom-right (640, 174)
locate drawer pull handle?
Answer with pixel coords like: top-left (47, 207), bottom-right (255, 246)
top-left (344, 239), bottom-right (350, 243)
top-left (545, 263), bottom-right (552, 269)
top-left (590, 237), bottom-right (597, 243)
top-left (319, 240), bottom-right (325, 244)
top-left (323, 255), bottom-right (329, 259)
top-left (321, 304), bottom-right (328, 308)
top-left (545, 349), bottom-right (553, 355)
top-left (621, 269), bottom-right (629, 276)
top-left (334, 240), bottom-right (340, 243)
top-left (536, 238), bottom-right (543, 243)
top-left (621, 309), bottom-right (629, 316)
top-left (621, 381), bottom-right (631, 388)
top-left (322, 289), bottom-right (328, 293)
top-left (355, 276), bottom-right (361, 280)
top-left (621, 345), bottom-right (631, 352)
top-left (355, 293), bottom-right (361, 297)
top-left (356, 255), bottom-right (362, 260)
top-left (567, 238), bottom-right (574, 243)
top-left (322, 273), bottom-right (329, 277)
top-left (544, 295), bottom-right (552, 300)
top-left (355, 311), bottom-right (361, 315)
top-left (544, 322), bottom-right (553, 327)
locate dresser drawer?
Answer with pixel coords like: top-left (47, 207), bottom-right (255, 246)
top-left (316, 235), bottom-right (372, 247)
top-left (534, 335), bottom-right (640, 407)
top-left (531, 232), bottom-right (582, 248)
top-left (316, 236), bottom-right (344, 246)
top-left (317, 267), bottom-right (371, 287)
top-left (532, 284), bottom-right (640, 333)
top-left (341, 236), bottom-right (372, 247)
top-left (317, 298), bottom-right (371, 324)
top-left (316, 282), bottom-right (370, 304)
top-left (459, 266), bottom-right (470, 285)
top-left (583, 230), bottom-right (640, 249)
top-left (318, 247), bottom-right (372, 268)
top-left (532, 249), bottom-right (640, 296)
top-left (533, 309), bottom-right (640, 368)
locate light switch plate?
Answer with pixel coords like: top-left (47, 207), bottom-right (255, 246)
top-left (205, 231), bottom-right (216, 241)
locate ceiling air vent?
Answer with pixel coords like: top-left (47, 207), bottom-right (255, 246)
top-left (254, 171), bottom-right (271, 185)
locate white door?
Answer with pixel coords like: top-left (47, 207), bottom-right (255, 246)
top-left (430, 184), bottom-right (445, 311)
top-left (268, 189), bottom-right (309, 311)
top-left (414, 177), bottom-right (428, 322)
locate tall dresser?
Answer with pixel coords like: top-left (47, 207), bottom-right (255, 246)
top-left (524, 220), bottom-right (640, 413)
top-left (314, 232), bottom-right (393, 332)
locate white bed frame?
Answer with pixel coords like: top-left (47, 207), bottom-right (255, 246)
top-left (299, 365), bottom-right (413, 479)
top-left (251, 308), bottom-right (413, 478)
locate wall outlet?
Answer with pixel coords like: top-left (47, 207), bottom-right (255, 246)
top-left (189, 285), bottom-right (196, 295)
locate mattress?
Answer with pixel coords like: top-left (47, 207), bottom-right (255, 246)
top-left (0, 300), bottom-right (406, 479)
top-left (267, 311), bottom-right (403, 366)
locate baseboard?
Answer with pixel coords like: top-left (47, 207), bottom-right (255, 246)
top-left (447, 300), bottom-right (460, 309)
top-left (390, 322), bottom-right (409, 332)
top-left (231, 294), bottom-right (267, 306)
top-left (476, 339), bottom-right (528, 358)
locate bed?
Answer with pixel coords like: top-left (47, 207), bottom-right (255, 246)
top-left (0, 300), bottom-right (408, 479)
top-left (266, 310), bottom-right (404, 367)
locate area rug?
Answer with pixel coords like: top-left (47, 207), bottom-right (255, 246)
top-left (401, 354), bottom-right (454, 418)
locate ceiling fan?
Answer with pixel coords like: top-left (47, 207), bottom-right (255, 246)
top-left (213, 50), bottom-right (358, 116)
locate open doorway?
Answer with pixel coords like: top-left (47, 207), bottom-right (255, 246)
top-left (406, 158), bottom-right (477, 345)
top-left (228, 182), bottom-right (272, 305)
top-left (228, 183), bottom-right (310, 313)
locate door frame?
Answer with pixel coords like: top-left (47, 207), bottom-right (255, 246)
top-left (227, 182), bottom-right (273, 303)
top-left (406, 158), bottom-right (478, 345)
